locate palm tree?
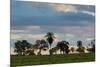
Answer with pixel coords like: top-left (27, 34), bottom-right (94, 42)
top-left (45, 32), bottom-right (55, 55)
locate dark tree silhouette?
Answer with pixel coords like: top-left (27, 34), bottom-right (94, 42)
top-left (50, 47), bottom-right (59, 55)
top-left (38, 39), bottom-right (48, 55)
top-left (91, 40), bottom-right (95, 45)
top-left (24, 48), bottom-right (35, 55)
top-left (45, 32), bottom-right (55, 47)
top-left (45, 32), bottom-right (55, 55)
top-left (40, 39), bottom-right (48, 48)
top-left (87, 39), bottom-right (95, 53)
top-left (35, 40), bottom-right (41, 48)
top-left (77, 40), bottom-right (82, 48)
top-left (76, 40), bottom-right (85, 53)
top-left (14, 40), bottom-right (23, 55)
top-left (91, 39), bottom-right (95, 53)
top-left (21, 40), bottom-right (31, 49)
top-left (34, 39), bottom-right (48, 55)
top-left (14, 40), bottom-right (32, 55)
top-left (57, 41), bottom-right (69, 54)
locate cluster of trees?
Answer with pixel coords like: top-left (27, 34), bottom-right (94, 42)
top-left (14, 32), bottom-right (95, 56)
top-left (14, 40), bottom-right (32, 55)
top-left (76, 40), bottom-right (95, 53)
top-left (14, 39), bottom-right (49, 55)
top-left (87, 40), bottom-right (95, 53)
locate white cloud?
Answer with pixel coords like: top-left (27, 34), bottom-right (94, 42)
top-left (25, 25), bottom-right (40, 30)
top-left (86, 38), bottom-right (94, 41)
top-left (11, 34), bottom-right (22, 40)
top-left (27, 34), bottom-right (45, 40)
top-left (51, 4), bottom-right (77, 12)
top-left (11, 30), bottom-right (28, 33)
top-left (11, 33), bottom-right (45, 40)
top-left (50, 3), bottom-right (95, 16)
top-left (11, 25), bottom-right (95, 42)
top-left (53, 26), bottom-right (95, 40)
top-left (81, 10), bottom-right (95, 16)
top-left (66, 34), bottom-right (75, 38)
top-left (11, 25), bottom-right (41, 33)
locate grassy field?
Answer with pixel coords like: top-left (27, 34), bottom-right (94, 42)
top-left (11, 53), bottom-right (95, 67)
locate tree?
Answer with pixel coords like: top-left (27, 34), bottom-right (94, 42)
top-left (91, 39), bottom-right (95, 53)
top-left (14, 40), bottom-right (32, 55)
top-left (87, 39), bottom-right (95, 53)
top-left (45, 32), bottom-right (55, 55)
top-left (35, 40), bottom-right (41, 47)
top-left (76, 40), bottom-right (85, 53)
top-left (50, 47), bottom-right (59, 55)
top-left (91, 40), bottom-right (95, 45)
top-left (45, 32), bottom-right (55, 47)
top-left (70, 47), bottom-right (75, 53)
top-left (77, 40), bottom-right (82, 48)
top-left (56, 41), bottom-right (69, 54)
top-left (34, 39), bottom-right (49, 55)
top-left (21, 40), bottom-right (31, 49)
top-left (14, 40), bottom-right (23, 55)
top-left (24, 48), bottom-right (35, 55)
top-left (76, 47), bottom-right (85, 53)
top-left (39, 39), bottom-right (48, 55)
top-left (40, 39), bottom-right (48, 48)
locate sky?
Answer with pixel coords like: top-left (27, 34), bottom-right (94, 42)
top-left (10, 0), bottom-right (95, 48)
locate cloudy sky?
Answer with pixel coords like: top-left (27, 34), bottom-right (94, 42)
top-left (10, 0), bottom-right (95, 48)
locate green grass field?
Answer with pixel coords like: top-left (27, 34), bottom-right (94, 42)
top-left (11, 53), bottom-right (95, 67)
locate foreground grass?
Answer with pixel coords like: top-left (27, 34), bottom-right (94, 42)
top-left (11, 53), bottom-right (95, 67)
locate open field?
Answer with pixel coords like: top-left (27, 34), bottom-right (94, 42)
top-left (11, 53), bottom-right (95, 67)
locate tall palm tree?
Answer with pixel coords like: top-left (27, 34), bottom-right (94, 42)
top-left (45, 32), bottom-right (55, 55)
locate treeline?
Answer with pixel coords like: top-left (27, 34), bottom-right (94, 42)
top-left (13, 32), bottom-right (95, 56)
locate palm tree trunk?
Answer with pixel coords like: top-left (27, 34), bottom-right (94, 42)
top-left (49, 44), bottom-right (52, 55)
top-left (38, 48), bottom-right (41, 55)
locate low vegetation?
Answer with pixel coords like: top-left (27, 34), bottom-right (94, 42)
top-left (11, 53), bottom-right (95, 67)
